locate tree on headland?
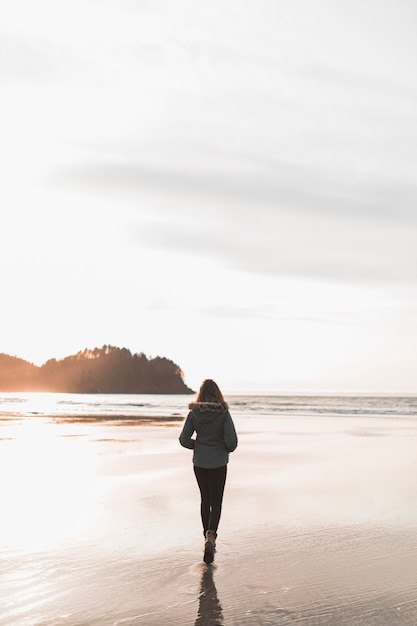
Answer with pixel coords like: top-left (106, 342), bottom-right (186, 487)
top-left (0, 346), bottom-right (193, 394)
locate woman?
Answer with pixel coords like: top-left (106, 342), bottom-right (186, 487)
top-left (179, 379), bottom-right (238, 564)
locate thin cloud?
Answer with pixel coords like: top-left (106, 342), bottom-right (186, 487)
top-left (51, 159), bottom-right (417, 219)
top-left (51, 160), bottom-right (417, 283)
top-left (134, 213), bottom-right (417, 283)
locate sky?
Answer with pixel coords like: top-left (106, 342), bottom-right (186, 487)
top-left (1, 0), bottom-right (417, 394)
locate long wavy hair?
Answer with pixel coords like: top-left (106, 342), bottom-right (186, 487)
top-left (195, 379), bottom-right (228, 408)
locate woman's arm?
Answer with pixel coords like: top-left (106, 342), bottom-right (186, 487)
top-left (224, 412), bottom-right (238, 452)
top-left (179, 413), bottom-right (196, 449)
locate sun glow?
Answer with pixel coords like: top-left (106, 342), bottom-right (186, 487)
top-left (0, 417), bottom-right (100, 552)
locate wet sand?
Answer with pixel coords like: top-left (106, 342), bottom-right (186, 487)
top-left (1, 413), bottom-right (417, 625)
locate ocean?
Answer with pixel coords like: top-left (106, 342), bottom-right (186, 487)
top-left (1, 391), bottom-right (417, 421)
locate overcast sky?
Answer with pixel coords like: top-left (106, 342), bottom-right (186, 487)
top-left (1, 0), bottom-right (417, 393)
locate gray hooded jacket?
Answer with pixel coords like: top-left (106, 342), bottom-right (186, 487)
top-left (179, 401), bottom-right (238, 469)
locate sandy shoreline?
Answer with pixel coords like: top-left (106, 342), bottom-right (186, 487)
top-left (1, 412), bottom-right (417, 625)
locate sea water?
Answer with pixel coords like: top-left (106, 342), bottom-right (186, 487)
top-left (1, 391), bottom-right (417, 421)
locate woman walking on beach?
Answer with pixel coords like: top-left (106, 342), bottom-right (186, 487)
top-left (179, 379), bottom-right (238, 564)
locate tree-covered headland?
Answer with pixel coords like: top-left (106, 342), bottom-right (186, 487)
top-left (0, 346), bottom-right (193, 394)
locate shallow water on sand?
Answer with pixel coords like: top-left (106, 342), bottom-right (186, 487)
top-left (1, 397), bottom-right (417, 625)
top-left (1, 525), bottom-right (416, 625)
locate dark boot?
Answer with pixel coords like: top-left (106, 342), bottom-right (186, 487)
top-left (203, 530), bottom-right (216, 564)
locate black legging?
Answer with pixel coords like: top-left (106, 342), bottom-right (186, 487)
top-left (193, 465), bottom-right (227, 536)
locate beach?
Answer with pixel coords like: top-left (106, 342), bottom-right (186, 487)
top-left (1, 394), bottom-right (417, 625)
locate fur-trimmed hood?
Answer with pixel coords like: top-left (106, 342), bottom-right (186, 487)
top-left (188, 401), bottom-right (228, 412)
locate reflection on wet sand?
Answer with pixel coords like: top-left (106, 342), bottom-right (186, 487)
top-left (195, 565), bottom-right (224, 626)
top-left (51, 414), bottom-right (183, 426)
